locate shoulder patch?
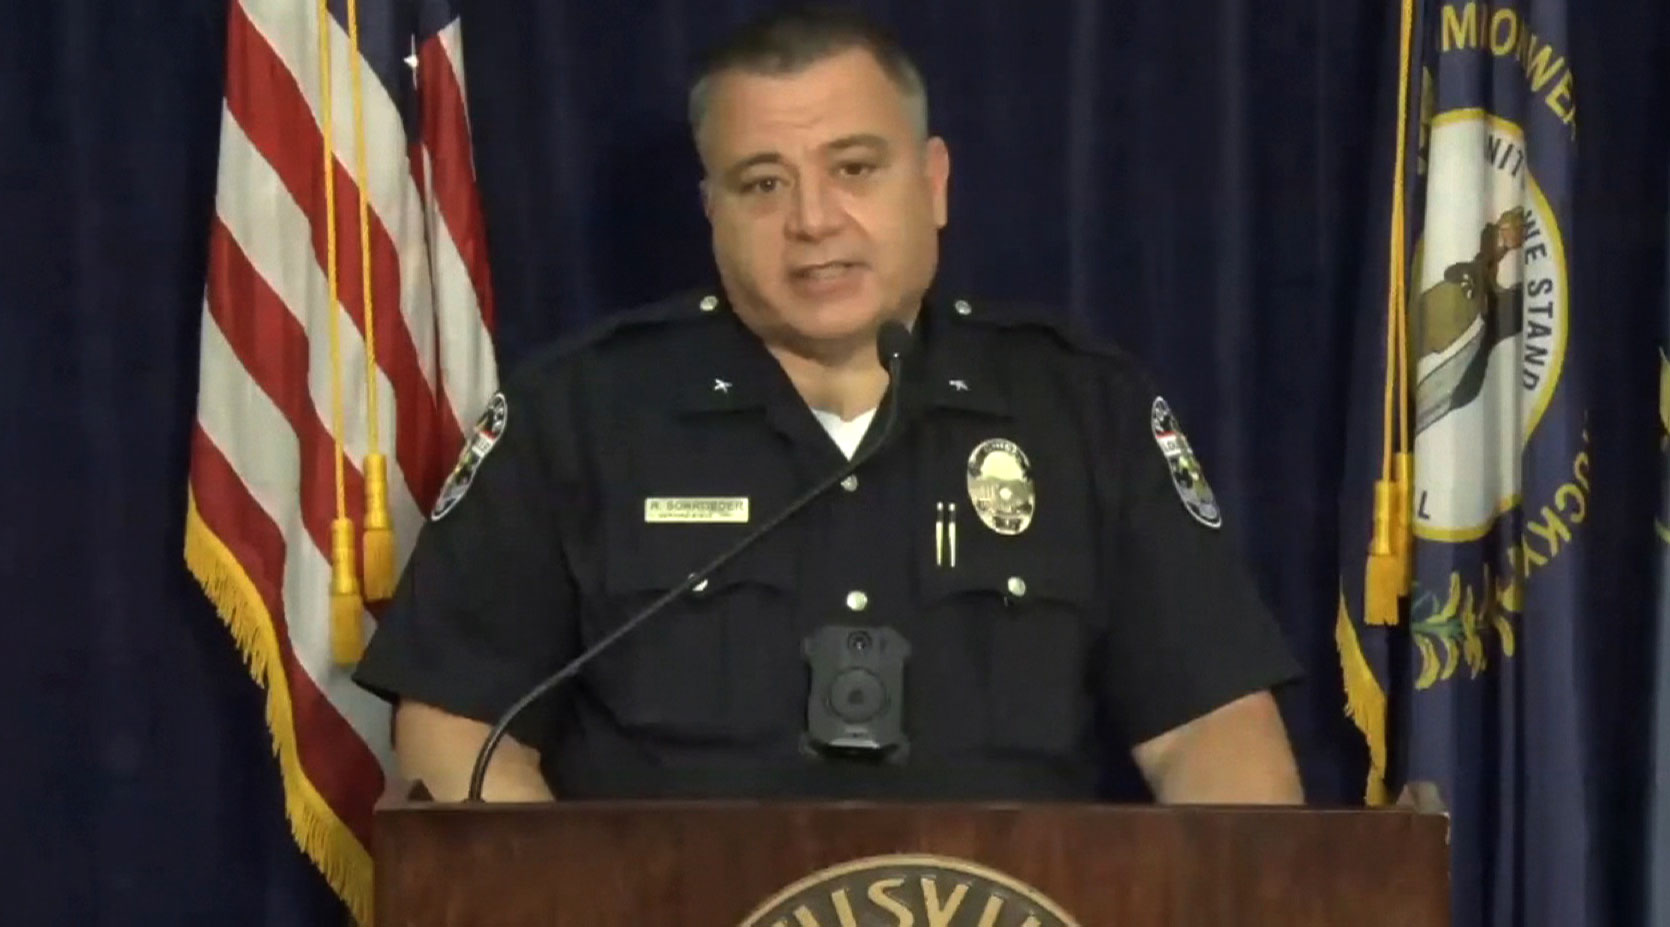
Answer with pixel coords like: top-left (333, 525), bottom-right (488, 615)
top-left (432, 392), bottom-right (509, 520)
top-left (1149, 396), bottom-right (1221, 529)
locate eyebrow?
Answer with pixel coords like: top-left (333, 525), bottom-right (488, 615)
top-left (825, 133), bottom-right (890, 156)
top-left (722, 134), bottom-right (893, 184)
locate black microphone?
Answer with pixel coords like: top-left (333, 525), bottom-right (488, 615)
top-left (465, 319), bottom-right (917, 801)
top-left (876, 317), bottom-right (913, 370)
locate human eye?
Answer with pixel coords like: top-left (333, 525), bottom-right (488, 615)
top-left (739, 175), bottom-right (785, 195)
top-left (836, 160), bottom-right (878, 179)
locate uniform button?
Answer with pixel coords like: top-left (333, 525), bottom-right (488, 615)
top-left (845, 590), bottom-right (869, 612)
top-left (699, 294), bottom-right (719, 312)
top-left (840, 474), bottom-right (859, 492)
top-left (954, 299), bottom-right (973, 316)
top-left (1006, 576), bottom-right (1027, 597)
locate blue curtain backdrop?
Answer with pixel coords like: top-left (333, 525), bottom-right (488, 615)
top-left (3, 0), bottom-right (1666, 925)
top-left (1, 1), bottom-right (347, 924)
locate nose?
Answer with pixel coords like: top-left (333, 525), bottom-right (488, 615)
top-left (787, 174), bottom-right (842, 240)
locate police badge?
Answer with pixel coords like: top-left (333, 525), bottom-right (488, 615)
top-left (1149, 397), bottom-right (1222, 529)
top-left (966, 438), bottom-right (1035, 535)
top-left (431, 392), bottom-right (508, 521)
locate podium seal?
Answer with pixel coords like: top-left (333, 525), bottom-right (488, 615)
top-left (737, 853), bottom-right (1080, 927)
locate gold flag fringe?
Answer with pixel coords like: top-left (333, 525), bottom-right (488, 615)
top-left (184, 491), bottom-right (374, 926)
top-left (1336, 592), bottom-right (1390, 806)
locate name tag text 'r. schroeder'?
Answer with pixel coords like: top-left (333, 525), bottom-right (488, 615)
top-left (644, 497), bottom-right (750, 524)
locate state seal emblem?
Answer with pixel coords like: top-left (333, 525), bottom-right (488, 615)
top-left (1410, 112), bottom-right (1567, 543)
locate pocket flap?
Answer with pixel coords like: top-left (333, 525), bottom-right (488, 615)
top-left (920, 531), bottom-right (1096, 607)
top-left (605, 521), bottom-right (798, 598)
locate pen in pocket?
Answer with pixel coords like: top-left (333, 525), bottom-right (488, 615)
top-left (948, 502), bottom-right (957, 568)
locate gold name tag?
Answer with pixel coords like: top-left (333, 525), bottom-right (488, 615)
top-left (644, 497), bottom-right (750, 523)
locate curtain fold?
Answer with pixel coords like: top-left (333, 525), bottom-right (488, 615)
top-left (1, 0), bottom-right (347, 923)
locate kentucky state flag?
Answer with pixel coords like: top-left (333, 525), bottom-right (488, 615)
top-left (1335, 1), bottom-right (1595, 925)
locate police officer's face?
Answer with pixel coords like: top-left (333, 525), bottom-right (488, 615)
top-left (698, 47), bottom-right (950, 356)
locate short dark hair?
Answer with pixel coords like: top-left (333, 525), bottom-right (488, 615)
top-left (687, 4), bottom-right (929, 140)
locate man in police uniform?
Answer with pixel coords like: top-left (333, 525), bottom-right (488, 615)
top-left (353, 5), bottom-right (1305, 805)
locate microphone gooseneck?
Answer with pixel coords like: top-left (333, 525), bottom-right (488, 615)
top-left (464, 320), bottom-right (915, 801)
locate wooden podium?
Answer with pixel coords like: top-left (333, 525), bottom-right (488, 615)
top-left (372, 796), bottom-right (1450, 926)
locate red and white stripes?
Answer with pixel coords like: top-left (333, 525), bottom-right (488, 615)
top-left (185, 0), bottom-right (496, 921)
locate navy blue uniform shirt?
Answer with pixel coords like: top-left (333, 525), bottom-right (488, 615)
top-left (353, 289), bottom-right (1300, 799)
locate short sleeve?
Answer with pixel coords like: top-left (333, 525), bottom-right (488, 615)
top-left (1097, 370), bottom-right (1301, 747)
top-left (353, 376), bottom-right (578, 748)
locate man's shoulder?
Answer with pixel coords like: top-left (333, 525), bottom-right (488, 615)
top-left (945, 295), bottom-right (1148, 379)
top-left (504, 289), bottom-right (729, 391)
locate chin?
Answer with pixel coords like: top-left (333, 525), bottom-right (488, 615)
top-left (788, 302), bottom-right (886, 347)
top-left (760, 286), bottom-right (873, 339)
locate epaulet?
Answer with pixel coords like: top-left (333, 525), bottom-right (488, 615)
top-left (946, 296), bottom-right (1133, 364)
top-left (562, 289), bottom-right (725, 351)
top-left (508, 289), bottom-right (726, 379)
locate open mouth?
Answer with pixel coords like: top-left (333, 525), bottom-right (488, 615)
top-left (791, 261), bottom-right (862, 281)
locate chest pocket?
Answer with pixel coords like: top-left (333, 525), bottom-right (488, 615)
top-left (917, 497), bottom-right (1100, 759)
top-left (586, 514), bottom-right (801, 746)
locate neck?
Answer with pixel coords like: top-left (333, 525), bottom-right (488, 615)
top-left (769, 341), bottom-right (888, 420)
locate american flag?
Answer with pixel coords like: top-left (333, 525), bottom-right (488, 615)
top-left (183, 0), bottom-right (497, 921)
